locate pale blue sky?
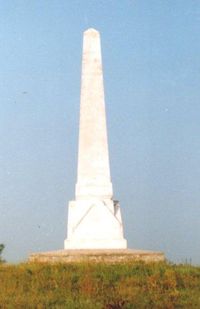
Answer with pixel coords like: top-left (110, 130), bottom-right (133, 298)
top-left (0, 1), bottom-right (200, 264)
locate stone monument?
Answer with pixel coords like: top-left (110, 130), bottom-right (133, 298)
top-left (64, 28), bottom-right (127, 250)
top-left (29, 28), bottom-right (165, 263)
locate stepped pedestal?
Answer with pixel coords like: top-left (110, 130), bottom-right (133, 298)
top-left (29, 249), bottom-right (165, 263)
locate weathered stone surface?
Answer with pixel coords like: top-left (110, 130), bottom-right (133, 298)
top-left (29, 249), bottom-right (165, 264)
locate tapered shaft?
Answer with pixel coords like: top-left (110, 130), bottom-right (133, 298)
top-left (76, 28), bottom-right (113, 199)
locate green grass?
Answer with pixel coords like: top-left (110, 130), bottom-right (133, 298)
top-left (0, 261), bottom-right (200, 308)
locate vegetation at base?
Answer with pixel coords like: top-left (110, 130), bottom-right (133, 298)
top-left (0, 261), bottom-right (200, 308)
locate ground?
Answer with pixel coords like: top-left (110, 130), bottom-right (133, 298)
top-left (0, 261), bottom-right (200, 308)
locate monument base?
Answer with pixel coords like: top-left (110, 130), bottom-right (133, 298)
top-left (29, 249), bottom-right (165, 263)
top-left (65, 199), bottom-right (127, 250)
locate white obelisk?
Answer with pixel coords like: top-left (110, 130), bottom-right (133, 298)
top-left (64, 28), bottom-right (127, 249)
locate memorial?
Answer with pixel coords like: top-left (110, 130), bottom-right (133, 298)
top-left (64, 28), bottom-right (127, 250)
top-left (29, 29), bottom-right (164, 263)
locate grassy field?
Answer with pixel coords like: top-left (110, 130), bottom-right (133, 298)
top-left (0, 261), bottom-right (200, 308)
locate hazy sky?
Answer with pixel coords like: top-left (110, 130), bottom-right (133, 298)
top-left (0, 1), bottom-right (200, 264)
